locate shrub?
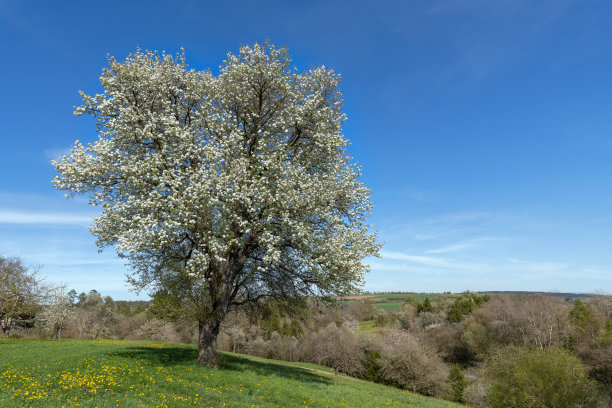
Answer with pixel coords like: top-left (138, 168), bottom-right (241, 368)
top-left (418, 311), bottom-right (445, 329)
top-left (308, 322), bottom-right (364, 377)
top-left (448, 293), bottom-right (488, 323)
top-left (482, 294), bottom-right (569, 348)
top-left (464, 367), bottom-right (490, 408)
top-left (416, 297), bottom-right (434, 314)
top-left (577, 339), bottom-right (612, 399)
top-left (135, 318), bottom-right (182, 342)
top-left (374, 309), bottom-right (394, 327)
top-left (374, 329), bottom-right (451, 398)
top-left (486, 346), bottom-right (603, 408)
top-left (461, 321), bottom-right (489, 361)
top-left (449, 365), bottom-right (467, 403)
top-left (570, 299), bottom-right (600, 344)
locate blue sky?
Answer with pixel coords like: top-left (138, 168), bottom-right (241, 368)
top-left (0, 0), bottom-right (611, 299)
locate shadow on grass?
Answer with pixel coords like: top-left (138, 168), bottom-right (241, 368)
top-left (219, 353), bottom-right (332, 385)
top-left (109, 345), bottom-right (197, 366)
top-left (109, 346), bottom-right (331, 385)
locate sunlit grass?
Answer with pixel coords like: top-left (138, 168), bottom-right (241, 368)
top-left (0, 339), bottom-right (462, 407)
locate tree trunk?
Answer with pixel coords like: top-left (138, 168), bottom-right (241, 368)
top-left (198, 319), bottom-right (221, 366)
top-left (197, 254), bottom-right (242, 366)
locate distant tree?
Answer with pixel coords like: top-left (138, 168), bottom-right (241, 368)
top-left (74, 290), bottom-right (115, 339)
top-left (53, 43), bottom-right (380, 366)
top-left (0, 256), bottom-right (48, 337)
top-left (67, 289), bottom-right (77, 305)
top-left (448, 292), bottom-right (489, 323)
top-left (417, 297), bottom-right (434, 314)
top-left (38, 285), bottom-right (75, 339)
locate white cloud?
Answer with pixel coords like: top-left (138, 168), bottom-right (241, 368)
top-left (0, 209), bottom-right (93, 225)
top-left (425, 237), bottom-right (506, 254)
top-left (425, 241), bottom-right (477, 254)
top-left (379, 250), bottom-right (491, 272)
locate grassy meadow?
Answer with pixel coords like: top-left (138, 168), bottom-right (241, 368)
top-left (342, 293), bottom-right (460, 312)
top-left (0, 339), bottom-right (463, 408)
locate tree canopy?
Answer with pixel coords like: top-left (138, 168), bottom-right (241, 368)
top-left (53, 43), bottom-right (380, 365)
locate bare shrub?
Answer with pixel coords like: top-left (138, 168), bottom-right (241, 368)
top-left (116, 312), bottom-right (148, 340)
top-left (482, 294), bottom-right (569, 348)
top-left (247, 336), bottom-right (270, 358)
top-left (340, 300), bottom-right (377, 321)
top-left (396, 304), bottom-right (416, 330)
top-left (374, 328), bottom-right (451, 398)
top-left (464, 367), bottom-right (490, 408)
top-left (418, 311), bottom-right (445, 330)
top-left (304, 322), bottom-right (364, 377)
top-left (426, 322), bottom-right (470, 363)
top-left (588, 294), bottom-right (612, 318)
top-left (268, 332), bottom-right (300, 362)
top-left (224, 326), bottom-right (248, 353)
top-left (135, 318), bottom-right (182, 342)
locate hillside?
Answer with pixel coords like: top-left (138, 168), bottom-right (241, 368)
top-left (0, 339), bottom-right (462, 408)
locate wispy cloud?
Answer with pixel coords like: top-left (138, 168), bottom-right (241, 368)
top-left (425, 237), bottom-right (506, 254)
top-left (380, 250), bottom-right (491, 272)
top-left (0, 209), bottom-right (93, 225)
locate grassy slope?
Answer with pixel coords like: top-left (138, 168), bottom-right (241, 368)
top-left (0, 339), bottom-right (462, 408)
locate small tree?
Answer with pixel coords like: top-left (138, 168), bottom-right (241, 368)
top-left (0, 256), bottom-right (48, 337)
top-left (38, 285), bottom-right (75, 339)
top-left (53, 43), bottom-right (380, 366)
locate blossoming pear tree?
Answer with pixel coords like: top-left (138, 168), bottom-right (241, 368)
top-left (53, 43), bottom-right (380, 366)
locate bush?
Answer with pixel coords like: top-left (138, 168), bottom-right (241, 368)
top-left (449, 365), bottom-right (467, 403)
top-left (448, 292), bottom-right (488, 323)
top-left (482, 294), bottom-right (569, 348)
top-left (374, 329), bottom-right (451, 398)
top-left (418, 311), bottom-right (445, 329)
top-left (416, 297), bottom-right (434, 314)
top-left (135, 319), bottom-right (182, 342)
top-left (461, 321), bottom-right (489, 361)
top-left (464, 367), bottom-right (490, 408)
top-left (307, 322), bottom-right (364, 376)
top-left (486, 346), bottom-right (603, 408)
top-left (577, 339), bottom-right (612, 399)
top-left (569, 299), bottom-right (600, 345)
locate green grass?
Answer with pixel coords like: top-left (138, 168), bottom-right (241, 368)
top-left (358, 320), bottom-right (378, 333)
top-left (0, 339), bottom-right (462, 408)
top-left (343, 293), bottom-right (460, 312)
